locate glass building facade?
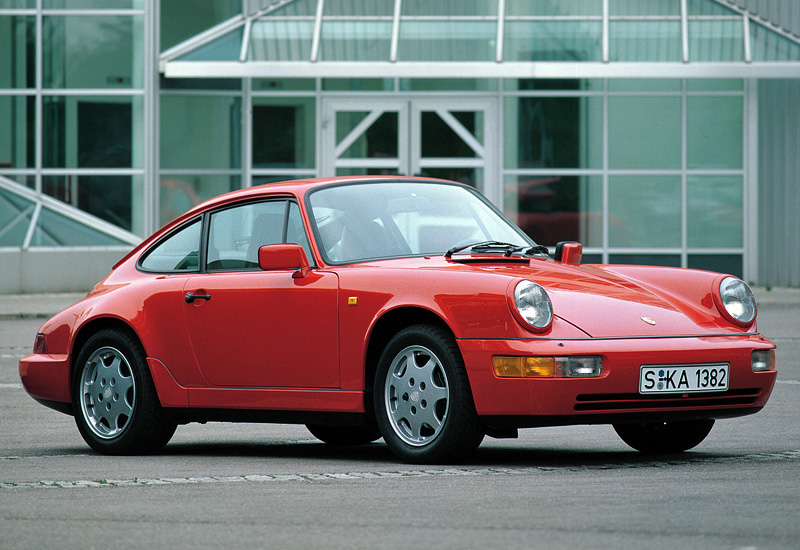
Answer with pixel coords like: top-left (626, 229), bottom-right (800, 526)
top-left (2, 0), bottom-right (800, 292)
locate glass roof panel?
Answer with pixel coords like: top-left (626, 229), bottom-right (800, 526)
top-left (0, 188), bottom-right (34, 247)
top-left (610, 0), bottom-right (680, 17)
top-left (178, 27), bottom-right (243, 62)
top-left (161, 0), bottom-right (800, 76)
top-left (402, 0), bottom-right (497, 17)
top-left (610, 20), bottom-right (682, 62)
top-left (249, 19), bottom-right (314, 62)
top-left (689, 19), bottom-right (744, 62)
top-left (30, 208), bottom-right (129, 247)
top-left (399, 20), bottom-right (496, 62)
top-left (319, 20), bottom-right (392, 62)
top-left (505, 20), bottom-right (602, 62)
top-left (506, 0), bottom-right (601, 17)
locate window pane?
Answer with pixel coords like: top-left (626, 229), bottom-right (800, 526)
top-left (179, 28), bottom-right (243, 62)
top-left (689, 20), bottom-right (743, 62)
top-left (750, 24), bottom-right (800, 61)
top-left (687, 96), bottom-right (742, 169)
top-left (507, 0), bottom-right (600, 16)
top-left (42, 175), bottom-right (143, 233)
top-left (0, 96), bottom-right (35, 169)
top-left (610, 0), bottom-right (679, 16)
top-left (43, 16), bottom-right (141, 89)
top-left (505, 96), bottom-right (602, 169)
top-left (403, 79), bottom-right (497, 92)
top-left (159, 174), bottom-right (240, 226)
top-left (30, 207), bottom-right (132, 247)
top-left (421, 111), bottom-right (482, 159)
top-left (325, 1), bottom-right (392, 16)
top-left (139, 218), bottom-right (202, 272)
top-left (43, 96), bottom-right (142, 169)
top-left (688, 254), bottom-right (742, 278)
top-left (250, 21), bottom-right (313, 61)
top-left (0, 187), bottom-right (34, 246)
top-left (505, 20), bottom-right (602, 62)
top-left (0, 16), bottom-right (35, 89)
top-left (399, 20), bottom-right (495, 61)
top-left (609, 20), bottom-right (681, 62)
top-left (160, 95), bottom-right (241, 170)
top-left (608, 96), bottom-right (681, 169)
top-left (161, 0), bottom-right (242, 51)
top-left (43, 0), bottom-right (144, 7)
top-left (319, 20), bottom-right (392, 61)
top-left (687, 176), bottom-right (742, 248)
top-left (609, 254), bottom-right (681, 267)
top-left (208, 201), bottom-right (286, 270)
top-left (609, 176), bottom-right (681, 248)
top-left (505, 175), bottom-right (602, 247)
top-left (403, 0), bottom-right (497, 16)
top-left (253, 97), bottom-right (315, 169)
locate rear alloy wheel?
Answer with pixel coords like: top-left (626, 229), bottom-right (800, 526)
top-left (613, 419), bottom-right (715, 454)
top-left (72, 329), bottom-right (176, 455)
top-left (306, 424), bottom-right (382, 446)
top-left (374, 324), bottom-right (484, 464)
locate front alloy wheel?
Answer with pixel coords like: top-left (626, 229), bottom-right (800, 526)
top-left (72, 329), bottom-right (176, 455)
top-left (374, 324), bottom-right (484, 463)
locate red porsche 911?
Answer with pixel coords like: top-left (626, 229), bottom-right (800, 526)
top-left (19, 177), bottom-right (777, 463)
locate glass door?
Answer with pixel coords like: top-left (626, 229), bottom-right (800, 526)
top-left (322, 97), bottom-right (499, 204)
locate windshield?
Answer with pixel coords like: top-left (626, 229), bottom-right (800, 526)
top-left (307, 180), bottom-right (533, 264)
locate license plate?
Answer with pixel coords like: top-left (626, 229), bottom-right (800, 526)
top-left (639, 364), bottom-right (729, 394)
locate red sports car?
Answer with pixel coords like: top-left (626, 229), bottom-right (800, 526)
top-left (19, 177), bottom-right (777, 463)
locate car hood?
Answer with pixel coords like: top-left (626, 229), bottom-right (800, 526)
top-left (433, 258), bottom-right (740, 338)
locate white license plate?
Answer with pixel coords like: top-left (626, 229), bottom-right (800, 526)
top-left (639, 364), bottom-right (729, 394)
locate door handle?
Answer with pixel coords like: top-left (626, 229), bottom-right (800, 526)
top-left (185, 291), bottom-right (212, 303)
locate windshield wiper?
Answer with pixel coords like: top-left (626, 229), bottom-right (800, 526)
top-left (503, 245), bottom-right (550, 257)
top-left (445, 241), bottom-right (519, 258)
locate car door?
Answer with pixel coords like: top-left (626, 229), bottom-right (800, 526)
top-left (183, 199), bottom-right (339, 389)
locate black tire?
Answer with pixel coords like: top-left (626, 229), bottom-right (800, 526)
top-left (72, 329), bottom-right (176, 455)
top-left (613, 419), bottom-right (715, 454)
top-left (306, 423), bottom-right (382, 446)
top-left (373, 324), bottom-right (484, 464)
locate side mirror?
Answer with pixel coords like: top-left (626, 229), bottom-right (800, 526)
top-left (258, 244), bottom-right (311, 278)
top-left (554, 241), bottom-right (582, 266)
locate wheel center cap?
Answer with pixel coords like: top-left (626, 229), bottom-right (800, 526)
top-left (104, 387), bottom-right (112, 399)
top-left (410, 391), bottom-right (420, 403)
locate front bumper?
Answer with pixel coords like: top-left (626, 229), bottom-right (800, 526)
top-left (458, 333), bottom-right (776, 424)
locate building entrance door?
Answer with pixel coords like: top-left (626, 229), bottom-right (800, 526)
top-left (321, 98), bottom-right (499, 205)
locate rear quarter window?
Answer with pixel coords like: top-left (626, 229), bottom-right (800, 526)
top-left (139, 218), bottom-right (202, 272)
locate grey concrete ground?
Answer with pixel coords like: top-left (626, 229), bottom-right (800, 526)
top-left (1, 288), bottom-right (799, 549)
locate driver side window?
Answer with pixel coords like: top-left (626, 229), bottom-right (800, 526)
top-left (206, 200), bottom-right (313, 271)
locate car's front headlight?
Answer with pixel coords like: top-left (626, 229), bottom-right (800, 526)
top-left (511, 280), bottom-right (553, 332)
top-left (716, 276), bottom-right (757, 326)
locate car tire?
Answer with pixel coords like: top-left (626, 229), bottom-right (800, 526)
top-left (306, 424), bottom-right (382, 446)
top-left (72, 328), bottom-right (177, 455)
top-left (613, 419), bottom-right (715, 454)
top-left (374, 324), bottom-right (484, 464)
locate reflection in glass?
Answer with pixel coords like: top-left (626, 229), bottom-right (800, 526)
top-left (687, 96), bottom-right (742, 169)
top-left (0, 187), bottom-right (34, 246)
top-left (30, 208), bottom-right (131, 247)
top-left (687, 176), bottom-right (742, 248)
top-left (160, 95), bottom-right (241, 170)
top-left (0, 15), bottom-right (35, 89)
top-left (42, 16), bottom-right (140, 88)
top-left (0, 96), bottom-right (35, 169)
top-left (689, 20), bottom-right (743, 62)
top-left (505, 175), bottom-right (601, 247)
top-left (253, 97), bottom-right (315, 169)
top-left (609, 20), bottom-right (681, 62)
top-left (505, 21), bottom-right (602, 62)
top-left (42, 175), bottom-right (142, 233)
top-left (159, 175), bottom-right (240, 226)
top-left (505, 96), bottom-right (602, 169)
top-left (608, 176), bottom-right (681, 248)
top-left (399, 20), bottom-right (495, 61)
top-left (319, 21), bottom-right (392, 61)
top-left (608, 96), bottom-right (681, 169)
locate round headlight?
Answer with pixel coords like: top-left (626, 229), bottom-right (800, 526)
top-left (514, 280), bottom-right (553, 330)
top-left (719, 277), bottom-right (756, 325)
